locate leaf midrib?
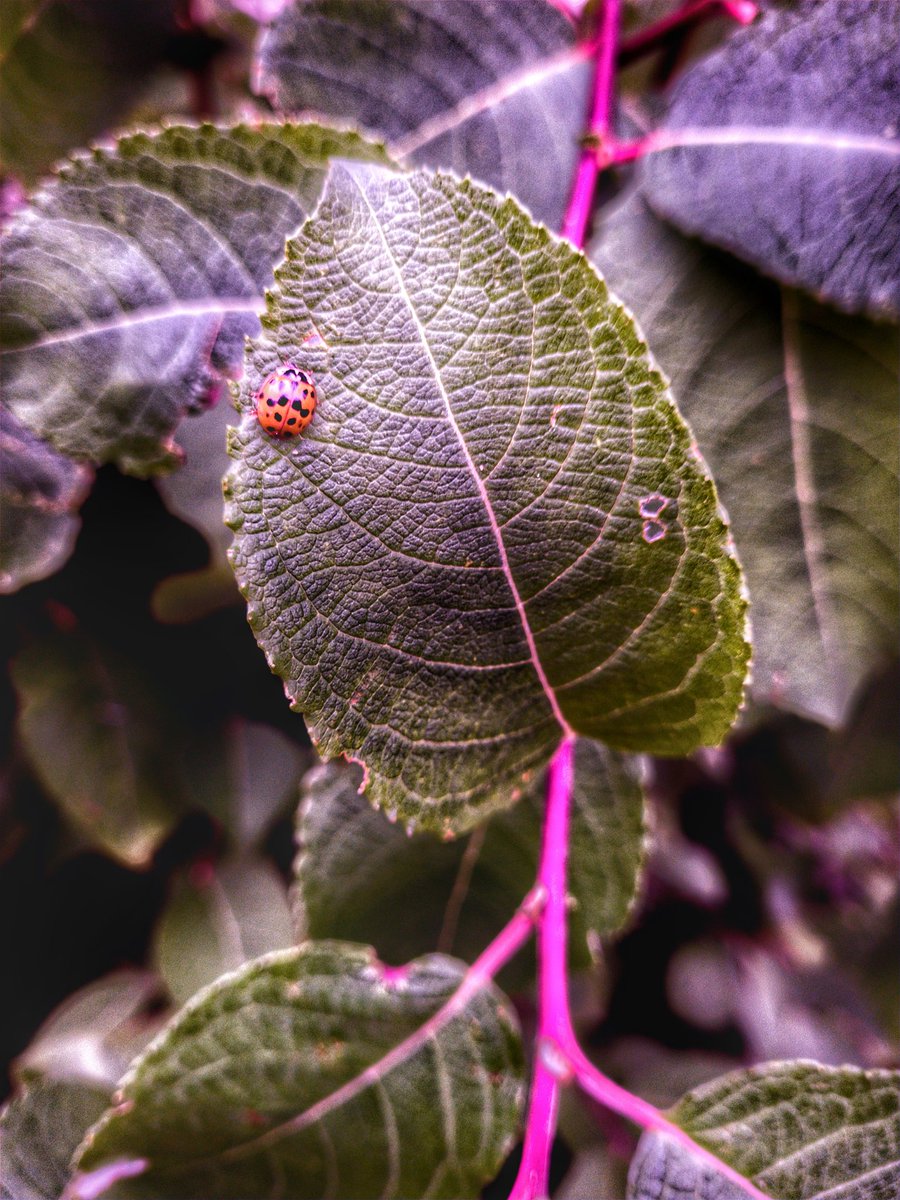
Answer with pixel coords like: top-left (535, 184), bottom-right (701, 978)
top-left (348, 168), bottom-right (573, 740)
top-left (650, 127), bottom-right (900, 157)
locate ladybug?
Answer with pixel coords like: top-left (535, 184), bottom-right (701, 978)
top-left (255, 363), bottom-right (317, 437)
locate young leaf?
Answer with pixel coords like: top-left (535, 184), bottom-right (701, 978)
top-left (0, 122), bottom-right (391, 474)
top-left (0, 0), bottom-right (179, 182)
top-left (0, 1075), bottom-right (111, 1200)
top-left (75, 943), bottom-right (525, 1199)
top-left (590, 194), bottom-right (899, 726)
top-left (628, 1062), bottom-right (900, 1200)
top-left (11, 627), bottom-right (187, 865)
top-left (0, 406), bottom-right (93, 594)
top-left (255, 0), bottom-right (590, 228)
top-left (226, 164), bottom-right (749, 832)
top-left (295, 740), bottom-right (645, 968)
top-left (152, 397), bottom-right (242, 621)
top-left (188, 719), bottom-right (309, 851)
top-left (15, 971), bottom-right (162, 1089)
top-left (154, 858), bottom-right (294, 1007)
top-left (640, 0), bottom-right (900, 320)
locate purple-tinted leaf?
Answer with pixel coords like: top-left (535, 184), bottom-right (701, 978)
top-left (0, 122), bottom-right (390, 474)
top-left (640, 0), bottom-right (900, 319)
top-left (255, 0), bottom-right (591, 229)
top-left (629, 1062), bottom-right (900, 1200)
top-left (591, 193), bottom-right (899, 725)
top-left (0, 405), bottom-right (93, 592)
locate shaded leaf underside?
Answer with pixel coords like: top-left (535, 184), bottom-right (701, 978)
top-left (227, 164), bottom-right (748, 831)
top-left (641, 0), bottom-right (900, 319)
top-left (591, 195), bottom-right (899, 725)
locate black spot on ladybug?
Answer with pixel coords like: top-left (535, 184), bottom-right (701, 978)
top-left (278, 395), bottom-right (289, 406)
top-left (287, 418), bottom-right (296, 425)
top-left (291, 399), bottom-right (302, 410)
top-left (267, 397), bottom-right (276, 406)
top-left (299, 406), bottom-right (310, 418)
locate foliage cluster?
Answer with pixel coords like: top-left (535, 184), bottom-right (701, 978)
top-left (0, 2), bottom-right (897, 1198)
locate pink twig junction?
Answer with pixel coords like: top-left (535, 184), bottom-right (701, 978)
top-left (561, 0), bottom-right (622, 246)
top-left (562, 0), bottom-right (759, 247)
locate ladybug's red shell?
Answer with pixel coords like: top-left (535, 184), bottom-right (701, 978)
top-left (255, 363), bottom-right (317, 437)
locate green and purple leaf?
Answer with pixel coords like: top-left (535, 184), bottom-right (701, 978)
top-left (226, 163), bottom-right (749, 832)
top-left (75, 943), bottom-right (525, 1199)
top-left (255, 0), bottom-right (591, 229)
top-left (591, 194), bottom-right (899, 725)
top-left (0, 122), bottom-right (390, 474)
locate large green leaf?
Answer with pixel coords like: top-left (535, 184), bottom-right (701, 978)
top-left (0, 1075), bottom-right (111, 1200)
top-left (226, 163), bottom-right (749, 832)
top-left (154, 857), bottom-right (294, 1007)
top-left (0, 122), bottom-right (390, 474)
top-left (591, 194), bottom-right (899, 726)
top-left (75, 942), bottom-right (525, 1199)
top-left (628, 1062), bottom-right (900, 1200)
top-left (0, 0), bottom-right (178, 182)
top-left (640, 0), bottom-right (900, 320)
top-left (255, 0), bottom-right (590, 229)
top-left (295, 740), bottom-right (645, 969)
top-left (0, 405), bottom-right (93, 593)
top-left (11, 627), bottom-right (187, 865)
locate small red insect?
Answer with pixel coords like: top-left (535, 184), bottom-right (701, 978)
top-left (255, 362), bottom-right (317, 438)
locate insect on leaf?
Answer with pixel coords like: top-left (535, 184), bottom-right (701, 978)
top-left (227, 163), bottom-right (749, 832)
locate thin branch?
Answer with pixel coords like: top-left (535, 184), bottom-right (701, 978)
top-left (508, 737), bottom-right (575, 1200)
top-left (564, 1043), bottom-right (773, 1200)
top-left (619, 0), bottom-right (758, 68)
top-left (561, 0), bottom-right (623, 247)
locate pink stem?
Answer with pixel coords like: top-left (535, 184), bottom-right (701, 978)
top-left (618, 0), bottom-right (757, 67)
top-left (62, 1158), bottom-right (149, 1200)
top-left (565, 1043), bottom-right (772, 1200)
top-left (509, 737), bottom-right (575, 1200)
top-left (562, 0), bottom-right (760, 238)
top-left (561, 0), bottom-right (622, 247)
